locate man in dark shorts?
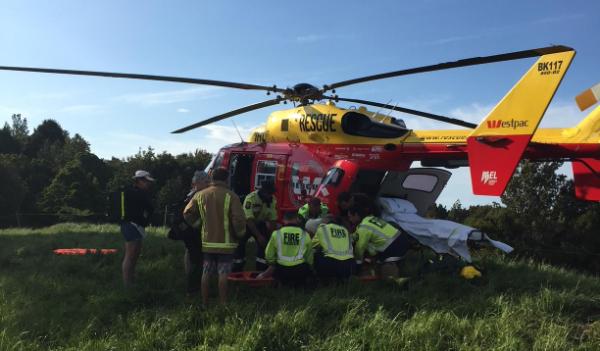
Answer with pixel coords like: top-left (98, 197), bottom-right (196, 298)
top-left (120, 170), bottom-right (155, 287)
top-left (184, 168), bottom-right (246, 305)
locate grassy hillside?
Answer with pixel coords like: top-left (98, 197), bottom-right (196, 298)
top-left (0, 224), bottom-right (598, 350)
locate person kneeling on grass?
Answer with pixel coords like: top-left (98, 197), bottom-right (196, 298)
top-left (258, 212), bottom-right (313, 286)
top-left (348, 205), bottom-right (412, 278)
top-left (312, 215), bottom-right (354, 283)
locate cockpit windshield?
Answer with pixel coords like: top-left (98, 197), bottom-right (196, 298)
top-left (341, 112), bottom-right (408, 138)
top-left (205, 151), bottom-right (225, 172)
top-left (321, 168), bottom-right (344, 187)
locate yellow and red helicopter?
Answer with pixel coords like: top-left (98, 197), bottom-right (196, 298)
top-left (1, 45), bottom-right (598, 216)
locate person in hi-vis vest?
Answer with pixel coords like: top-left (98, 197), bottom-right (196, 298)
top-left (233, 180), bottom-right (278, 272)
top-left (348, 204), bottom-right (412, 278)
top-left (312, 215), bottom-right (354, 282)
top-left (259, 212), bottom-right (313, 286)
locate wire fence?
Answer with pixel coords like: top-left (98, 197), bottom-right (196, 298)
top-left (0, 205), bottom-right (177, 228)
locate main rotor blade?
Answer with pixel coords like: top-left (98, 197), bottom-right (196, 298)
top-left (171, 98), bottom-right (283, 134)
top-left (324, 45), bottom-right (573, 92)
top-left (0, 65), bottom-right (286, 93)
top-left (329, 96), bottom-right (477, 128)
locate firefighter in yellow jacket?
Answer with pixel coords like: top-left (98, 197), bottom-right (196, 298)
top-left (260, 212), bottom-right (313, 286)
top-left (348, 205), bottom-right (412, 278)
top-left (184, 168), bottom-right (246, 305)
top-left (312, 215), bottom-right (354, 281)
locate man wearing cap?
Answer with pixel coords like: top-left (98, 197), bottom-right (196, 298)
top-left (120, 170), bottom-right (155, 287)
top-left (233, 180), bottom-right (278, 272)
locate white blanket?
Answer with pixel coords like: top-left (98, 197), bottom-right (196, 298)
top-left (379, 197), bottom-right (513, 262)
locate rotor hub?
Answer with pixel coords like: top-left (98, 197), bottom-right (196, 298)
top-left (287, 83), bottom-right (322, 104)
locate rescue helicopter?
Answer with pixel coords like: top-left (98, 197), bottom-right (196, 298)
top-left (1, 45), bottom-right (599, 218)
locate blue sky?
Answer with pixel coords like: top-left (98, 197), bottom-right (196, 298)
top-left (1, 0), bottom-right (598, 207)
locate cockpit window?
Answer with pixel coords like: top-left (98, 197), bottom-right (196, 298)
top-left (321, 168), bottom-right (344, 187)
top-left (341, 112), bottom-right (408, 138)
top-left (205, 151), bottom-right (225, 172)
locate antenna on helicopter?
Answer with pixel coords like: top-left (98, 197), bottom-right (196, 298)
top-left (373, 99), bottom-right (393, 117)
top-left (231, 119), bottom-right (244, 144)
top-left (385, 101), bottom-right (400, 118)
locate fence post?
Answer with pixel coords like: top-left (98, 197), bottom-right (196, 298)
top-left (163, 205), bottom-right (168, 227)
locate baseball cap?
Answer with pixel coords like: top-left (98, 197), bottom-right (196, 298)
top-left (132, 170), bottom-right (155, 182)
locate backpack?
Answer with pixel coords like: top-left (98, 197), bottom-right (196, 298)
top-left (106, 188), bottom-right (126, 223)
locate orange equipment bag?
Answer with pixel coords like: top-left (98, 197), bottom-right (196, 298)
top-left (53, 248), bottom-right (118, 255)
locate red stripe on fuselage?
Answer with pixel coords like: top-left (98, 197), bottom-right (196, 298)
top-left (220, 141), bottom-right (599, 169)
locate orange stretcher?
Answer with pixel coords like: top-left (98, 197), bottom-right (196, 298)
top-left (227, 271), bottom-right (274, 287)
top-left (358, 275), bottom-right (380, 282)
top-left (53, 248), bottom-right (118, 255)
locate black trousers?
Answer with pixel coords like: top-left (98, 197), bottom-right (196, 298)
top-left (183, 231), bottom-right (203, 293)
top-left (273, 263), bottom-right (312, 286)
top-left (314, 254), bottom-right (354, 281)
top-left (232, 222), bottom-right (268, 272)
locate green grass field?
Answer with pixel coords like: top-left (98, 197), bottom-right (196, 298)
top-left (0, 224), bottom-right (599, 350)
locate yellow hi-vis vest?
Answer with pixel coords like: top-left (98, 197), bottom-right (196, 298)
top-left (313, 223), bottom-right (353, 261)
top-left (265, 226), bottom-right (313, 267)
top-left (298, 203), bottom-right (329, 220)
top-left (354, 216), bottom-right (400, 263)
top-left (197, 192), bottom-right (237, 251)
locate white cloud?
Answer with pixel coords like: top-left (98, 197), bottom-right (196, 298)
top-left (449, 103), bottom-right (494, 124)
top-left (202, 123), bottom-right (257, 144)
top-left (0, 104), bottom-right (44, 119)
top-left (177, 108), bottom-right (190, 113)
top-left (59, 104), bottom-right (104, 114)
top-left (114, 86), bottom-right (222, 106)
top-left (539, 102), bottom-right (586, 128)
top-left (92, 122), bottom-right (260, 159)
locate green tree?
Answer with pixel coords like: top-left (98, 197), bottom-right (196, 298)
top-left (0, 156), bottom-right (27, 226)
top-left (24, 119), bottom-right (68, 157)
top-left (425, 203), bottom-right (448, 219)
top-left (10, 114), bottom-right (29, 142)
top-left (40, 153), bottom-right (109, 221)
top-left (0, 124), bottom-right (20, 154)
top-left (499, 160), bottom-right (600, 273)
top-left (447, 200), bottom-right (469, 222)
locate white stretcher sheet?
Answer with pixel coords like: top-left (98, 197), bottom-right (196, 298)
top-left (379, 197), bottom-right (513, 262)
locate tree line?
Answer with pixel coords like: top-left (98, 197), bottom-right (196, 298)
top-left (1, 114), bottom-right (599, 273)
top-left (0, 114), bottom-right (212, 227)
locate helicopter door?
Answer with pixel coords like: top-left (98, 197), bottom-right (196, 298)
top-left (378, 168), bottom-right (451, 216)
top-left (229, 153), bottom-right (255, 200)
